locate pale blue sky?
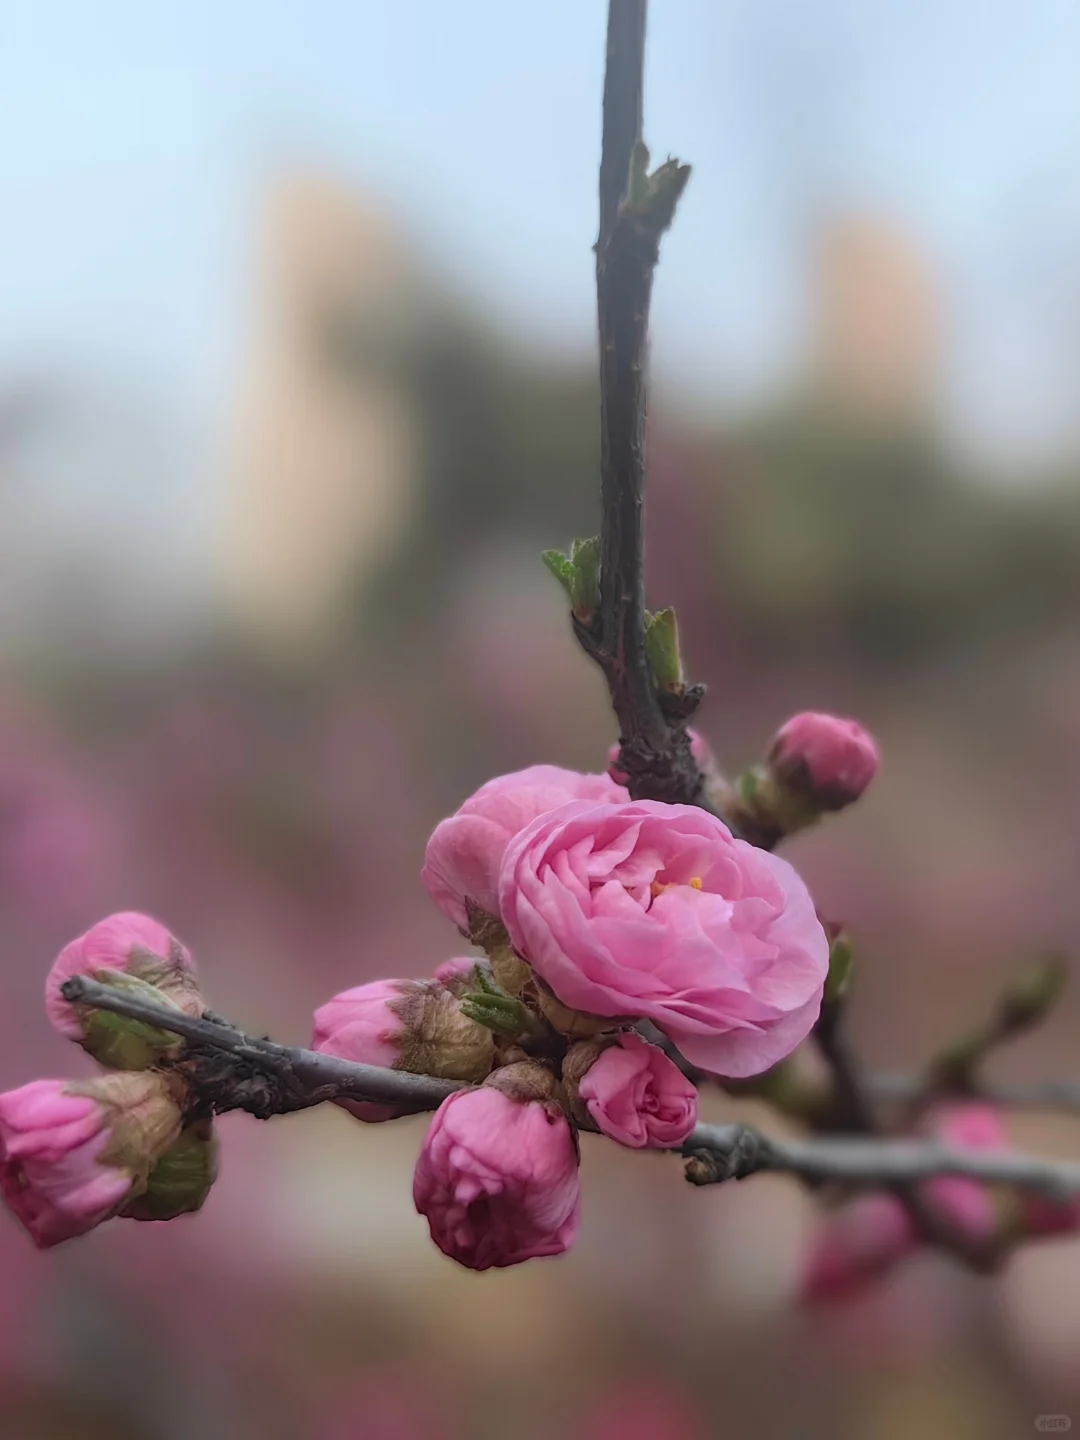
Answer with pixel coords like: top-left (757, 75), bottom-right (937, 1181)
top-left (2, 0), bottom-right (1080, 470)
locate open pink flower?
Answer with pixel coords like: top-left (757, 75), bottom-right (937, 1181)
top-left (413, 1085), bottom-right (581, 1270)
top-left (0, 1074), bottom-right (182, 1249)
top-left (499, 800), bottom-right (828, 1077)
top-left (768, 712), bottom-right (879, 808)
top-left (422, 766), bottom-right (627, 931)
top-left (46, 912), bottom-right (203, 1047)
top-left (578, 1032), bottom-right (697, 1148)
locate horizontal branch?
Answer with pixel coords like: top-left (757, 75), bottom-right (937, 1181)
top-left (60, 977), bottom-right (465, 1114)
top-left (684, 1123), bottom-right (1080, 1202)
top-left (61, 977), bottom-right (1080, 1201)
top-left (868, 1071), bottom-right (1080, 1116)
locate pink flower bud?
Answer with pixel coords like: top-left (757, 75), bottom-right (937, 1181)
top-left (767, 712), bottom-right (879, 809)
top-left (432, 956), bottom-right (477, 994)
top-left (312, 978), bottom-right (494, 1122)
top-left (499, 799), bottom-right (829, 1078)
top-left (607, 728), bottom-right (713, 786)
top-left (923, 1103), bottom-right (1080, 1242)
top-left (0, 1073), bottom-right (183, 1249)
top-left (576, 1032), bottom-right (697, 1148)
top-left (46, 912), bottom-right (204, 1068)
top-left (922, 1104), bottom-right (1006, 1242)
top-left (412, 1082), bottom-right (581, 1269)
top-left (800, 1193), bottom-right (916, 1304)
top-left (421, 766), bottom-right (627, 932)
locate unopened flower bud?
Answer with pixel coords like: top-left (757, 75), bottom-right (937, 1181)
top-left (46, 912), bottom-right (205, 1070)
top-left (483, 1059), bottom-right (567, 1111)
top-left (576, 1031), bottom-right (698, 1148)
top-left (562, 1037), bottom-right (615, 1125)
top-left (414, 1073), bottom-right (580, 1269)
top-left (767, 712), bottom-right (879, 812)
top-left (0, 1072), bottom-right (184, 1249)
top-left (312, 979), bottom-right (494, 1122)
top-left (432, 956), bottom-right (477, 995)
top-left (121, 1119), bottom-right (218, 1222)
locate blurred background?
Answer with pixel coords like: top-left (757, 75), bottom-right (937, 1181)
top-left (3, 0), bottom-right (1080, 1435)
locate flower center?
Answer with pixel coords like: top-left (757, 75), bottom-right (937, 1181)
top-left (649, 876), bottom-right (703, 898)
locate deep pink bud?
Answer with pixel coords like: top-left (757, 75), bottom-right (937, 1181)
top-left (800, 1193), bottom-right (916, 1304)
top-left (607, 729), bottom-right (713, 787)
top-left (768, 712), bottom-right (879, 809)
top-left (577, 1032), bottom-right (697, 1148)
top-left (499, 799), bottom-right (829, 1077)
top-left (412, 1083), bottom-right (581, 1270)
top-left (421, 765), bottom-right (627, 932)
top-left (0, 1073), bottom-right (183, 1249)
top-left (312, 978), bottom-right (494, 1122)
top-left (46, 912), bottom-right (204, 1067)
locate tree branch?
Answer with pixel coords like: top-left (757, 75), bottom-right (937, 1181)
top-left (61, 977), bottom-right (1080, 1205)
top-left (867, 1072), bottom-right (1080, 1117)
top-left (573, 0), bottom-right (707, 809)
top-left (683, 1123), bottom-right (1080, 1202)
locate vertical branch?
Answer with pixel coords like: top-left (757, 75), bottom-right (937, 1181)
top-left (578, 0), bottom-right (705, 807)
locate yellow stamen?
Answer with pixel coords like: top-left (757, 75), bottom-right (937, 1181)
top-left (651, 876), bottom-right (704, 898)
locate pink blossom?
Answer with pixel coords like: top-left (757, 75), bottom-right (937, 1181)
top-left (768, 712), bottom-right (879, 806)
top-left (498, 800), bottom-right (829, 1077)
top-left (422, 765), bottom-right (627, 931)
top-left (578, 1032), bottom-right (697, 1148)
top-left (0, 1075), bottom-right (182, 1249)
top-left (607, 729), bottom-right (713, 787)
top-left (46, 912), bottom-right (202, 1044)
top-left (801, 1194), bottom-right (916, 1304)
top-left (412, 1086), bottom-right (581, 1269)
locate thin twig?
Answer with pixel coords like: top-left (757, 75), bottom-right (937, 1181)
top-left (683, 1124), bottom-right (1080, 1202)
top-left (573, 0), bottom-right (707, 808)
top-left (867, 1073), bottom-right (1080, 1116)
top-left (61, 978), bottom-right (1080, 1203)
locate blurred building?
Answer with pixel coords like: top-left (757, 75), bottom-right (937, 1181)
top-left (218, 170), bottom-right (426, 658)
top-left (807, 214), bottom-right (940, 420)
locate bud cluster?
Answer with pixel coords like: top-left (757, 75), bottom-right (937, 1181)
top-left (0, 913), bottom-right (217, 1249)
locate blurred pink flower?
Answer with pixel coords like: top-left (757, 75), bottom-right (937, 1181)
top-left (421, 765), bottom-right (627, 931)
top-left (576, 1378), bottom-right (708, 1440)
top-left (800, 1193), bottom-right (916, 1304)
top-left (767, 711), bottom-right (879, 808)
top-left (499, 799), bottom-right (829, 1077)
top-left (0, 1073), bottom-right (182, 1248)
top-left (413, 1085), bottom-right (581, 1269)
top-left (578, 1032), bottom-right (697, 1148)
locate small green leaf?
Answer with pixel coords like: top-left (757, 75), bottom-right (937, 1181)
top-left (541, 550), bottom-right (574, 596)
top-left (736, 768), bottom-right (760, 804)
top-left (644, 607), bottom-right (683, 690)
top-left (569, 536), bottom-right (600, 620)
top-left (824, 933), bottom-right (855, 1006)
top-left (625, 140), bottom-right (651, 208)
top-left (460, 992), bottom-right (545, 1038)
top-left (1000, 953), bottom-right (1068, 1032)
